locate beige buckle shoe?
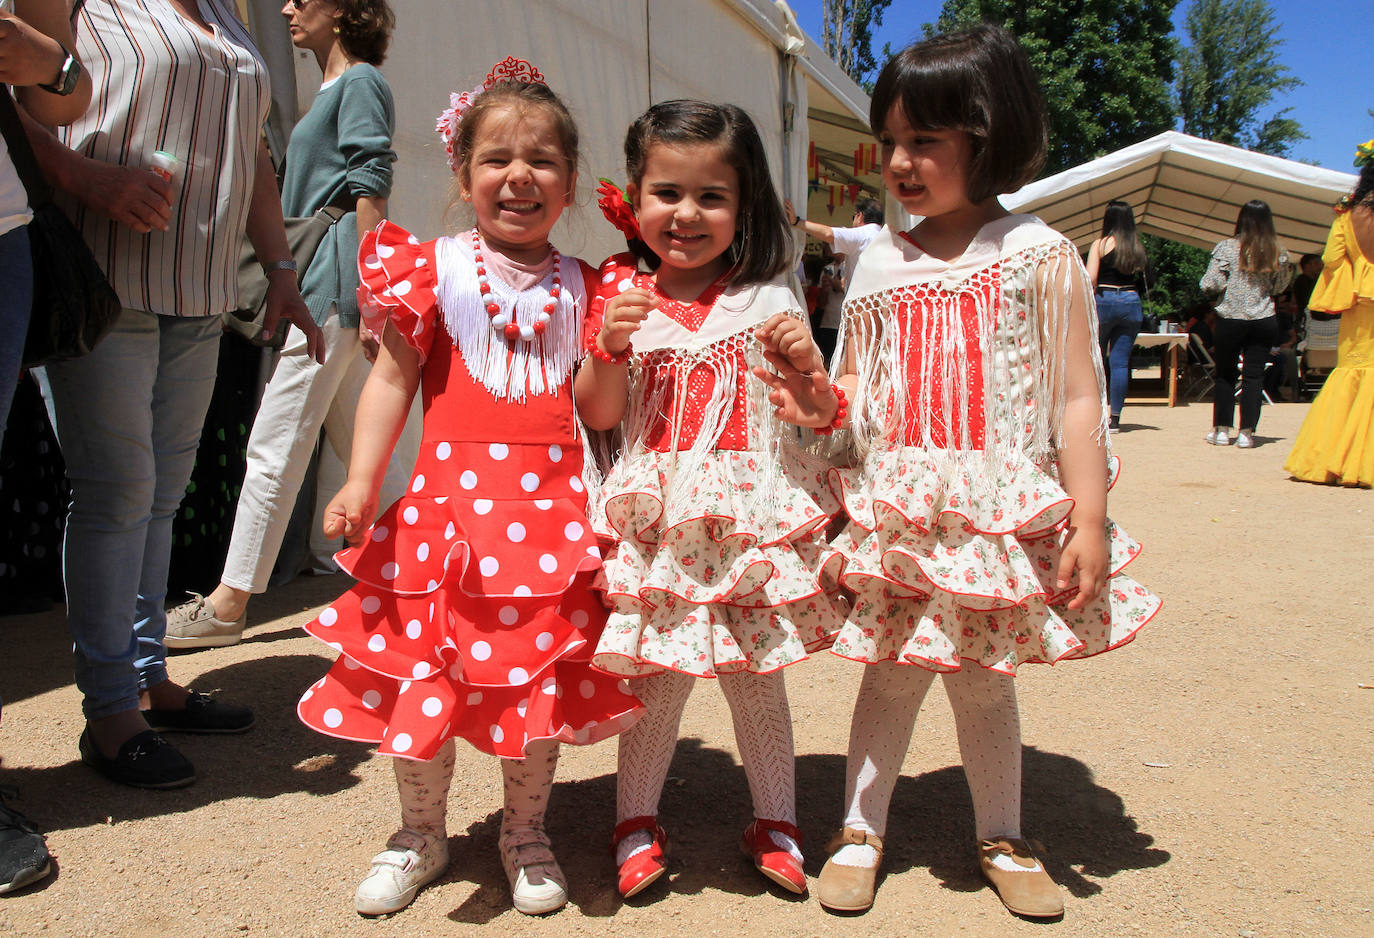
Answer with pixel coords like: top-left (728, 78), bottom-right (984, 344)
top-left (164, 592), bottom-right (246, 649)
top-left (978, 837), bottom-right (1063, 918)
top-left (816, 827), bottom-right (883, 912)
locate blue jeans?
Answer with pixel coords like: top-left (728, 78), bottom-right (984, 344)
top-left (36, 309), bottom-right (221, 720)
top-left (1096, 289), bottom-right (1143, 418)
top-left (0, 224), bottom-right (33, 449)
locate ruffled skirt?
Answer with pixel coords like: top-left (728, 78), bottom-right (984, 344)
top-left (827, 447), bottom-right (1159, 674)
top-left (592, 448), bottom-right (845, 677)
top-left (297, 440), bottom-right (643, 760)
top-left (1285, 301), bottom-right (1374, 488)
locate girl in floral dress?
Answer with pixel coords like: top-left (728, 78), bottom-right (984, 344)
top-left (296, 59), bottom-right (641, 918)
top-left (577, 100), bottom-right (841, 899)
top-left (759, 26), bottom-right (1160, 918)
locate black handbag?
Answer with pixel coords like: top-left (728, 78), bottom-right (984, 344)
top-left (0, 88), bottom-right (122, 369)
top-left (225, 204), bottom-right (347, 348)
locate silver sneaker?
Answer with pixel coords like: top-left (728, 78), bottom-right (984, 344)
top-left (1235, 430), bottom-right (1256, 448)
top-left (355, 829), bottom-right (449, 916)
top-left (164, 592), bottom-right (246, 649)
top-left (1205, 427), bottom-right (1232, 446)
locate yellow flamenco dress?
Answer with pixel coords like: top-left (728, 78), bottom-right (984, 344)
top-left (1285, 210), bottom-right (1374, 487)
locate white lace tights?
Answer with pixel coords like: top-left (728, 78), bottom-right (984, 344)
top-left (614, 670), bottom-right (801, 864)
top-left (832, 660), bottom-right (1021, 867)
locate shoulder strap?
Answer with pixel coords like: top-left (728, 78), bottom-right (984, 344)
top-left (0, 91), bottom-right (54, 207)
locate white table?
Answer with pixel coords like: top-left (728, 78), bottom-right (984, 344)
top-left (1132, 332), bottom-right (1190, 406)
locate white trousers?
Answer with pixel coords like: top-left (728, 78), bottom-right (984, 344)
top-left (221, 316), bottom-right (419, 593)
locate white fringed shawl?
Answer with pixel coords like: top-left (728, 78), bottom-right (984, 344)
top-left (834, 215), bottom-right (1109, 469)
top-left (434, 236), bottom-right (586, 402)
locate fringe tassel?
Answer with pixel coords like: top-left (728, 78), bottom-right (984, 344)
top-left (434, 238), bottom-right (586, 402)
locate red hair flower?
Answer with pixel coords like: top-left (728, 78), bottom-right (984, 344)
top-left (597, 178), bottom-right (640, 241)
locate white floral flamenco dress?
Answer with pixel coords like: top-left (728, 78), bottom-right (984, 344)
top-left (828, 217), bottom-right (1160, 674)
top-left (588, 256), bottom-right (844, 678)
top-left (298, 222), bottom-right (642, 761)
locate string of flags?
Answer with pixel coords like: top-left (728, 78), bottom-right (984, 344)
top-left (806, 141), bottom-right (880, 213)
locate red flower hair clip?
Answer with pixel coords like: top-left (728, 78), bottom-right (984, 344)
top-left (597, 178), bottom-right (640, 242)
top-left (436, 57), bottom-right (548, 173)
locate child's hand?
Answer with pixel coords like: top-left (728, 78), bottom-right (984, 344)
top-left (755, 313), bottom-right (824, 374)
top-left (1057, 520), bottom-right (1108, 610)
top-left (598, 288), bottom-right (656, 355)
top-left (323, 480), bottom-right (380, 547)
top-left (753, 365), bottom-right (840, 429)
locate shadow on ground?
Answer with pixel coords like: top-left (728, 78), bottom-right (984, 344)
top-left (434, 738), bottom-right (1169, 922)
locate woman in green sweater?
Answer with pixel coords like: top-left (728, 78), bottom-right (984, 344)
top-left (166, 0), bottom-right (414, 648)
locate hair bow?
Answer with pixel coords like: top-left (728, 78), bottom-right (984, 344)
top-left (435, 57), bottom-right (547, 173)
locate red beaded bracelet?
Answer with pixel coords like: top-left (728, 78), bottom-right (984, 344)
top-left (813, 383), bottom-right (848, 435)
top-left (586, 332), bottom-right (631, 365)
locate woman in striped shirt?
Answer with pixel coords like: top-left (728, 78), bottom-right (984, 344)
top-left (30, 0), bottom-right (323, 791)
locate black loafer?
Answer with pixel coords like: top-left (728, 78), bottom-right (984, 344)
top-left (143, 692), bottom-right (255, 735)
top-left (78, 729), bottom-right (196, 789)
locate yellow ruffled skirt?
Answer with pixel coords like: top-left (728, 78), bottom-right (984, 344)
top-left (1285, 300), bottom-right (1374, 487)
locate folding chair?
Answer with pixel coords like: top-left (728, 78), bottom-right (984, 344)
top-left (1300, 312), bottom-right (1340, 398)
top-left (1183, 331), bottom-right (1216, 401)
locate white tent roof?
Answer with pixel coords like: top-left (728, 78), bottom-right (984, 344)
top-left (243, 0), bottom-right (876, 263)
top-left (1003, 131), bottom-right (1357, 257)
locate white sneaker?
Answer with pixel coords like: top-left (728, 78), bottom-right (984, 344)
top-left (354, 829), bottom-right (448, 916)
top-left (500, 826), bottom-right (567, 915)
top-left (1235, 430), bottom-right (1256, 448)
top-left (164, 592), bottom-right (246, 649)
top-left (1205, 427), bottom-right (1232, 446)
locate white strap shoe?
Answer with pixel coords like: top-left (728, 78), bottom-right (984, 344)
top-left (354, 829), bottom-right (448, 916)
top-left (500, 826), bottom-right (567, 915)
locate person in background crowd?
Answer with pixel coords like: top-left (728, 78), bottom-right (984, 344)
top-left (0, 0), bottom-right (91, 896)
top-left (1086, 200), bottom-right (1151, 432)
top-left (165, 0), bottom-right (417, 651)
top-left (1199, 200), bottom-right (1292, 448)
top-left (29, 0), bottom-right (322, 791)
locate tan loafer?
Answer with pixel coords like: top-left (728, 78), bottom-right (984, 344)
top-left (978, 837), bottom-right (1063, 918)
top-left (816, 827), bottom-right (883, 912)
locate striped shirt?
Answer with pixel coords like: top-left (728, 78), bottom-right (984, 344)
top-left (59, 0), bottom-right (269, 318)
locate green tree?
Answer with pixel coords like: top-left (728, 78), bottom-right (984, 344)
top-left (822, 0), bottom-right (893, 88)
top-left (932, 0), bottom-right (1179, 173)
top-left (1141, 234), bottom-right (1211, 320)
top-left (1176, 0), bottom-right (1305, 157)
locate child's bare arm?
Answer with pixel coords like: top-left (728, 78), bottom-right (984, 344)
top-left (574, 288), bottom-right (654, 430)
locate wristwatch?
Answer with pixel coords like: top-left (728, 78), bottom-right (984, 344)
top-left (263, 259), bottom-right (298, 275)
top-left (38, 45), bottom-right (83, 97)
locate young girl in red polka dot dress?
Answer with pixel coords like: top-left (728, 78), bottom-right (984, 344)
top-left (296, 59), bottom-right (642, 918)
top-left (576, 100), bottom-right (843, 900)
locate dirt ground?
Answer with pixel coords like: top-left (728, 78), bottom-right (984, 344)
top-left (1, 397), bottom-right (1371, 937)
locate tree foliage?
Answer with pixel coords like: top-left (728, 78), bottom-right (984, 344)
top-left (822, 0), bottom-right (893, 88)
top-left (1141, 234), bottom-right (1211, 320)
top-left (1176, 0), bottom-right (1305, 157)
top-left (931, 0), bottom-right (1179, 174)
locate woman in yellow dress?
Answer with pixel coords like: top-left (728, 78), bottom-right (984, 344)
top-left (1284, 150), bottom-right (1374, 487)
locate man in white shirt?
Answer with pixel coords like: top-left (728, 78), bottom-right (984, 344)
top-left (785, 197), bottom-right (883, 364)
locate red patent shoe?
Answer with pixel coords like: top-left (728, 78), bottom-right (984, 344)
top-left (611, 815), bottom-right (669, 899)
top-left (740, 819), bottom-right (806, 894)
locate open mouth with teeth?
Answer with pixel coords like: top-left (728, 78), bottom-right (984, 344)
top-left (499, 200), bottom-right (541, 214)
top-left (665, 230), bottom-right (707, 244)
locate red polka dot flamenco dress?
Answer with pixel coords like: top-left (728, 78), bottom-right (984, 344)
top-left (298, 222), bottom-right (642, 761)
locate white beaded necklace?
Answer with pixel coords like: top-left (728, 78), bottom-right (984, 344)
top-left (471, 228), bottom-right (561, 343)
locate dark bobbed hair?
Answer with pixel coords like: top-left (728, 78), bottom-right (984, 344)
top-left (1299, 252), bottom-right (1322, 269)
top-left (623, 99), bottom-right (791, 288)
top-left (1233, 199), bottom-right (1281, 273)
top-left (853, 197), bottom-right (884, 226)
top-left (334, 0), bottom-right (394, 66)
top-left (1099, 200), bottom-right (1148, 276)
top-left (869, 24), bottom-right (1047, 204)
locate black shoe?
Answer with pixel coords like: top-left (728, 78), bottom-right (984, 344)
top-left (143, 692), bottom-right (255, 735)
top-left (78, 729), bottom-right (196, 789)
top-left (1108, 414), bottom-right (1121, 433)
top-left (0, 787), bottom-right (51, 894)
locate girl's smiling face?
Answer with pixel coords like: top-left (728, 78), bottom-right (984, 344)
top-left (879, 103), bottom-right (977, 221)
top-left (460, 105), bottom-right (575, 264)
top-left (628, 142), bottom-right (740, 281)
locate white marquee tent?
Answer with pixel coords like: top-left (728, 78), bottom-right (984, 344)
top-left (1003, 131), bottom-right (1357, 257)
top-left (241, 0), bottom-right (878, 263)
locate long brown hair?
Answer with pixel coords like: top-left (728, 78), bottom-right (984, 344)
top-left (1234, 200), bottom-right (1281, 273)
top-left (1099, 200), bottom-right (1147, 276)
